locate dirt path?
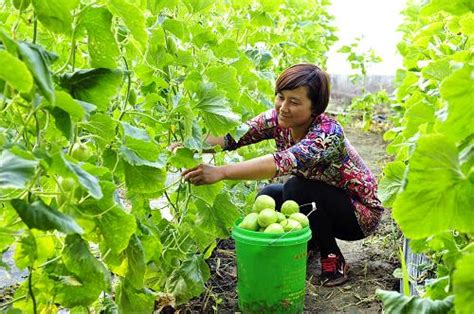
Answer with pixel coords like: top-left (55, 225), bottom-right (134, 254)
top-left (182, 124), bottom-right (401, 313)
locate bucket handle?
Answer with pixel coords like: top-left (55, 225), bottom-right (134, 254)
top-left (268, 202), bottom-right (317, 246)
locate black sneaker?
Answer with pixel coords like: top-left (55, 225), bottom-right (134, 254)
top-left (320, 253), bottom-right (349, 287)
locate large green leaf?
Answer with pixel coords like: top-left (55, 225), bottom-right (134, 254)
top-left (55, 90), bottom-right (85, 121)
top-left (195, 97), bottom-right (241, 136)
top-left (376, 289), bottom-right (454, 313)
top-left (123, 162), bottom-right (166, 196)
top-left (116, 279), bottom-right (155, 313)
top-left (32, 0), bottom-right (79, 34)
top-left (124, 235), bottom-right (145, 289)
top-left (11, 199), bottom-right (84, 234)
top-left (195, 193), bottom-right (240, 238)
top-left (205, 65), bottom-right (240, 101)
top-left (62, 156), bottom-right (103, 199)
top-left (165, 255), bottom-right (210, 304)
top-left (437, 65), bottom-right (474, 144)
top-left (0, 50), bottom-right (33, 92)
top-left (401, 100), bottom-right (435, 138)
top-left (59, 68), bottom-right (123, 111)
top-left (0, 150), bottom-right (38, 190)
top-left (120, 121), bottom-right (150, 141)
top-left (392, 134), bottom-right (474, 238)
top-left (81, 113), bottom-right (117, 145)
top-left (421, 59), bottom-right (451, 82)
top-left (80, 182), bottom-right (136, 254)
top-left (106, 0), bottom-right (148, 49)
top-left (378, 161), bottom-right (406, 207)
top-left (50, 107), bottom-right (73, 141)
top-left (80, 7), bottom-right (119, 68)
top-left (453, 252), bottom-right (474, 314)
top-left (55, 234), bottom-right (111, 307)
top-left (168, 147), bottom-right (201, 169)
top-left (16, 41), bottom-right (56, 103)
top-left (119, 146), bottom-right (166, 168)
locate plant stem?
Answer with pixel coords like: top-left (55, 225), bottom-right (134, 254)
top-left (32, 13), bottom-right (37, 44)
top-left (118, 57), bottom-right (131, 121)
top-left (28, 268), bottom-right (37, 314)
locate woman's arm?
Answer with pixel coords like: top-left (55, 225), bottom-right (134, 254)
top-left (205, 135), bottom-right (225, 148)
top-left (182, 154), bottom-right (277, 185)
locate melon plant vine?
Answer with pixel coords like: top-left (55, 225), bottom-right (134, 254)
top-left (376, 0), bottom-right (473, 313)
top-left (0, 0), bottom-right (337, 312)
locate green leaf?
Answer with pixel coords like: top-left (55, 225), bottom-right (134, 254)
top-left (50, 107), bottom-right (73, 140)
top-left (137, 222), bottom-right (163, 263)
top-left (392, 134), bottom-right (474, 238)
top-left (195, 193), bottom-right (240, 238)
top-left (14, 231), bottom-right (37, 269)
top-left (123, 162), bottom-right (166, 196)
top-left (16, 41), bottom-right (56, 103)
top-left (125, 235), bottom-right (145, 289)
top-left (421, 59), bottom-right (451, 81)
top-left (205, 65), bottom-right (240, 100)
top-left (80, 7), bottom-right (120, 68)
top-left (106, 0), bottom-right (148, 49)
top-left (0, 50), bottom-right (33, 92)
top-left (165, 255), bottom-right (210, 304)
top-left (376, 289), bottom-right (454, 313)
top-left (11, 199), bottom-right (84, 234)
top-left (401, 100), bottom-right (435, 138)
top-left (81, 113), bottom-right (117, 145)
top-left (168, 147), bottom-right (201, 168)
top-left (116, 279), bottom-right (155, 313)
top-left (32, 0), bottom-right (79, 34)
top-left (182, 0), bottom-right (213, 13)
top-left (195, 97), bottom-right (241, 136)
top-left (56, 234), bottom-right (111, 307)
top-left (162, 19), bottom-right (187, 40)
top-left (62, 155), bottom-right (103, 199)
top-left (55, 90), bottom-right (85, 121)
top-left (191, 182), bottom-right (224, 205)
top-left (420, 0), bottom-right (474, 16)
top-left (119, 146), bottom-right (166, 168)
top-left (453, 252), bottom-right (474, 313)
top-left (459, 13), bottom-right (474, 35)
top-left (120, 121), bottom-right (150, 141)
top-left (0, 149), bottom-right (38, 190)
top-left (437, 65), bottom-right (474, 143)
top-left (378, 161), bottom-right (406, 207)
top-left (59, 68), bottom-right (123, 112)
top-left (212, 38), bottom-right (239, 58)
top-left (80, 181), bottom-right (136, 254)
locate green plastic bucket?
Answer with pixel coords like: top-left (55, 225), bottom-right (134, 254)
top-left (231, 218), bottom-right (312, 313)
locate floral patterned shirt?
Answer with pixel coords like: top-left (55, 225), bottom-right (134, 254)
top-left (224, 109), bottom-right (384, 235)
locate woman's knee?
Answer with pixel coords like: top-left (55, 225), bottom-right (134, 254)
top-left (282, 176), bottom-right (308, 201)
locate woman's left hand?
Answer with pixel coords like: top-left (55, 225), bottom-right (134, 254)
top-left (181, 164), bottom-right (225, 185)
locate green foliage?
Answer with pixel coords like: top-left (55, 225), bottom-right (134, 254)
top-left (0, 0), bottom-right (338, 311)
top-left (337, 37), bottom-right (382, 84)
top-left (377, 0), bottom-right (473, 312)
top-left (376, 290), bottom-right (454, 313)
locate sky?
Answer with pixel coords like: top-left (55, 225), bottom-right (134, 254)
top-left (326, 0), bottom-right (407, 76)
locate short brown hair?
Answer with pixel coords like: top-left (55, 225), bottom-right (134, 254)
top-left (275, 64), bottom-right (330, 116)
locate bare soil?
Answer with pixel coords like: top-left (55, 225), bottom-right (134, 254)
top-left (178, 123), bottom-right (402, 313)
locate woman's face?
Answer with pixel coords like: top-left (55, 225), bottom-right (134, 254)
top-left (275, 86), bottom-right (314, 129)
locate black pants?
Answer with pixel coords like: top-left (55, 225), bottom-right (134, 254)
top-left (258, 176), bottom-right (365, 258)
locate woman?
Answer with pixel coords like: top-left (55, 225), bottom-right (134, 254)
top-left (181, 64), bottom-right (385, 287)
